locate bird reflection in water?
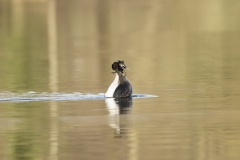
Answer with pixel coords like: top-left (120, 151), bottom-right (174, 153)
top-left (105, 97), bottom-right (133, 138)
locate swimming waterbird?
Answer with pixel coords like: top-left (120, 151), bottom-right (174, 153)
top-left (105, 60), bottom-right (133, 98)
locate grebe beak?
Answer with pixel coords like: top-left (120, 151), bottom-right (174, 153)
top-left (119, 63), bottom-right (129, 70)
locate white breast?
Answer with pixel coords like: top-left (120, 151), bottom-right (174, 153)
top-left (105, 73), bottom-right (119, 98)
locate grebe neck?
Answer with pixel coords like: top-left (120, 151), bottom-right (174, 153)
top-left (115, 70), bottom-right (128, 83)
top-left (105, 73), bottom-right (119, 98)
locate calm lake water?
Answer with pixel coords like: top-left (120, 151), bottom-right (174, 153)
top-left (1, 0), bottom-right (240, 159)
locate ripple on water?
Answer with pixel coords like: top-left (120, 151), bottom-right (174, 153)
top-left (0, 91), bottom-right (158, 102)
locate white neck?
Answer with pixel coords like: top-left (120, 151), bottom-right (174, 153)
top-left (105, 73), bottom-right (119, 98)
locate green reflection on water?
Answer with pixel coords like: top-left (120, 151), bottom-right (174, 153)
top-left (0, 1), bottom-right (48, 92)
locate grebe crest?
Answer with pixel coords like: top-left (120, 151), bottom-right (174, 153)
top-left (105, 60), bottom-right (133, 98)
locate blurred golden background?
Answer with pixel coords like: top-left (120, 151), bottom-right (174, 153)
top-left (1, 0), bottom-right (240, 160)
top-left (1, 0), bottom-right (239, 94)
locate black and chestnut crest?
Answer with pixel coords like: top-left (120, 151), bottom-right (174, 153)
top-left (112, 60), bottom-right (128, 76)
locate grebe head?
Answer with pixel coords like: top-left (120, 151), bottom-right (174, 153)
top-left (112, 60), bottom-right (128, 74)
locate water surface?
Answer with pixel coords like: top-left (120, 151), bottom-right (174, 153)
top-left (0, 0), bottom-right (240, 160)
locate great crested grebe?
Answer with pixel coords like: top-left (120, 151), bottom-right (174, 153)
top-left (105, 60), bottom-right (133, 98)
